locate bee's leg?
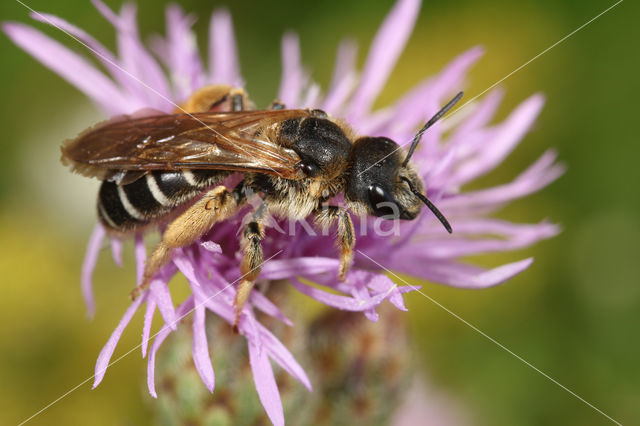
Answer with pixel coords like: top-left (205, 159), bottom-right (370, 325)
top-left (180, 85), bottom-right (251, 113)
top-left (233, 203), bottom-right (267, 331)
top-left (230, 88), bottom-right (245, 112)
top-left (179, 84), bottom-right (232, 113)
top-left (131, 184), bottom-right (245, 299)
top-left (269, 100), bottom-right (285, 110)
top-left (228, 87), bottom-right (254, 111)
top-left (315, 206), bottom-right (355, 280)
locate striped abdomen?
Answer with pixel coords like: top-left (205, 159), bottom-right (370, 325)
top-left (98, 170), bottom-right (227, 232)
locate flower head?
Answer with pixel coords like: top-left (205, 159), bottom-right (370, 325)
top-left (4, 0), bottom-right (562, 424)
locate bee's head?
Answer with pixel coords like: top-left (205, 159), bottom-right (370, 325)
top-left (345, 137), bottom-right (450, 232)
top-left (345, 136), bottom-right (419, 219)
top-left (344, 92), bottom-right (463, 233)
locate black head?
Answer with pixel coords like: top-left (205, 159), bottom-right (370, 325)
top-left (344, 92), bottom-right (463, 233)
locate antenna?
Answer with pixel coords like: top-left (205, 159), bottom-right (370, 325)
top-left (401, 177), bottom-right (452, 233)
top-left (402, 91), bottom-right (464, 167)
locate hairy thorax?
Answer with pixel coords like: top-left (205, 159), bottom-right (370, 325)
top-left (246, 173), bottom-right (345, 220)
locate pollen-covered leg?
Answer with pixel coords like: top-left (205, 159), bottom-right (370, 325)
top-left (337, 211), bottom-right (355, 280)
top-left (233, 206), bottom-right (266, 331)
top-left (315, 206), bottom-right (355, 280)
top-left (178, 84), bottom-right (251, 113)
top-left (131, 185), bottom-right (239, 299)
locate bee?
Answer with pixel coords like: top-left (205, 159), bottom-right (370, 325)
top-left (62, 84), bottom-right (461, 329)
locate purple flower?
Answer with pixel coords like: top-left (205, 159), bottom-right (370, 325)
top-left (4, 0), bottom-right (562, 424)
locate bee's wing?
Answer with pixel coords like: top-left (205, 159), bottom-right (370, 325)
top-left (62, 109), bottom-right (312, 181)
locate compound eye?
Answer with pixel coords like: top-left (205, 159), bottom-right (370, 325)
top-left (367, 185), bottom-right (398, 217)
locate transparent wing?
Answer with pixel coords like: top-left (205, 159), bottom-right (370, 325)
top-left (62, 109), bottom-right (311, 180)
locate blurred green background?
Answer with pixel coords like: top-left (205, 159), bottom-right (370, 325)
top-left (0, 0), bottom-right (638, 424)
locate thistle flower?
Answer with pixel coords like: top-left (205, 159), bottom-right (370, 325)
top-left (4, 0), bottom-right (563, 424)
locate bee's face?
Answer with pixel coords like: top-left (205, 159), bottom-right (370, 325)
top-left (346, 137), bottom-right (425, 220)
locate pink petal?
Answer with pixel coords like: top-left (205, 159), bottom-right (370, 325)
top-left (150, 279), bottom-right (177, 331)
top-left (81, 224), bottom-right (105, 318)
top-left (519, 148), bottom-right (562, 181)
top-left (172, 252), bottom-right (199, 287)
top-left (438, 218), bottom-right (557, 236)
top-left (29, 12), bottom-right (111, 57)
top-left (92, 0), bottom-right (173, 111)
top-left (323, 70), bottom-right (357, 116)
top-left (388, 289), bottom-right (408, 311)
top-left (110, 237), bottom-right (123, 267)
top-left (188, 275), bottom-right (234, 325)
top-left (449, 88), bottom-right (504, 146)
top-left (250, 291), bottom-right (293, 326)
top-left (28, 11), bottom-right (140, 107)
top-left (441, 150), bottom-right (565, 213)
top-left (364, 309), bottom-right (379, 322)
top-left (147, 296), bottom-right (194, 398)
top-left (306, 270), bottom-right (357, 294)
top-left (3, 22), bottom-right (132, 115)
top-left (256, 325), bottom-right (312, 391)
top-left (427, 88), bottom-right (504, 187)
top-left (431, 46), bottom-right (484, 97)
top-left (365, 274), bottom-right (397, 291)
top-left (323, 38), bottom-right (358, 113)
top-left (351, 107), bottom-right (395, 136)
top-left (164, 5), bottom-right (204, 100)
top-left (398, 286), bottom-right (421, 294)
top-left (249, 341), bottom-right (284, 426)
top-left (366, 273), bottom-right (413, 311)
top-left (190, 275), bottom-right (312, 391)
top-left (328, 38), bottom-right (358, 91)
top-left (350, 275), bottom-right (377, 322)
top-left (301, 83), bottom-right (322, 108)
top-left (141, 299), bottom-right (156, 358)
top-left (278, 32), bottom-right (304, 107)
top-left (208, 8), bottom-right (242, 86)
top-left (405, 220), bottom-right (560, 259)
top-left (134, 234), bottom-right (145, 286)
top-left (388, 47), bottom-right (484, 139)
top-left (90, 0), bottom-right (119, 25)
top-left (201, 240), bottom-right (222, 253)
top-left (451, 94), bottom-right (545, 185)
top-left (397, 258), bottom-right (535, 289)
top-left (347, 0), bottom-right (421, 120)
top-left (291, 278), bottom-right (390, 311)
top-left (192, 302), bottom-right (215, 393)
top-left (177, 257), bottom-right (235, 324)
top-left (93, 293), bottom-right (146, 388)
top-left (258, 257), bottom-right (340, 280)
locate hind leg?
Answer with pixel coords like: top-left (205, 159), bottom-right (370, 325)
top-left (179, 85), bottom-right (252, 113)
top-left (315, 205), bottom-right (355, 280)
top-left (131, 185), bottom-right (244, 299)
top-left (233, 204), bottom-right (267, 331)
